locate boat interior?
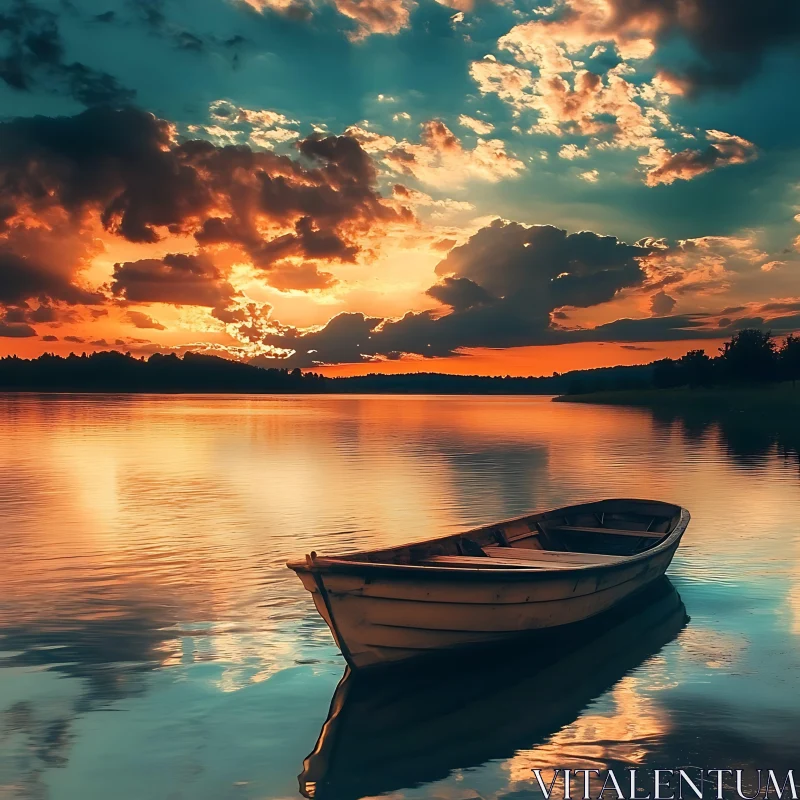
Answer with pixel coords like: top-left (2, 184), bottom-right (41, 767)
top-left (332, 499), bottom-right (683, 571)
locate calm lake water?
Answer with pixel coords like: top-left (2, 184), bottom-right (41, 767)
top-left (1, 394), bottom-right (799, 800)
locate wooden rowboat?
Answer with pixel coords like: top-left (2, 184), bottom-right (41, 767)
top-left (287, 498), bottom-right (690, 670)
top-left (299, 578), bottom-right (687, 800)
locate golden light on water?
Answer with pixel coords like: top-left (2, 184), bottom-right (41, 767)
top-left (2, 394), bottom-right (800, 799)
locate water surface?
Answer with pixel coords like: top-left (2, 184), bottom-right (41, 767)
top-left (1, 394), bottom-right (799, 799)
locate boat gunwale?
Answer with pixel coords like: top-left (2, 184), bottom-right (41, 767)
top-left (287, 499), bottom-right (690, 582)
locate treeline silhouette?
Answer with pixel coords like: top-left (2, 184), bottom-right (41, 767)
top-left (0, 329), bottom-right (797, 394)
top-left (327, 364), bottom-right (654, 395)
top-left (0, 350), bottom-right (654, 394)
top-left (0, 351), bottom-right (328, 393)
top-left (652, 330), bottom-right (800, 390)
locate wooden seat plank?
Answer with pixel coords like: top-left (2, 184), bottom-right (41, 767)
top-left (420, 555), bottom-right (577, 570)
top-left (420, 550), bottom-right (625, 570)
top-left (546, 524), bottom-right (664, 540)
top-left (483, 546), bottom-right (623, 566)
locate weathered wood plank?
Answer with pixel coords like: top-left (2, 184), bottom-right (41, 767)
top-left (419, 555), bottom-right (539, 569)
top-left (483, 546), bottom-right (623, 566)
top-left (324, 573), bottom-right (675, 667)
top-left (546, 525), bottom-right (664, 539)
top-left (422, 554), bottom-right (584, 570)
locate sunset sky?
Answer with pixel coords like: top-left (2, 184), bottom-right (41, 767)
top-left (1, 0), bottom-right (799, 375)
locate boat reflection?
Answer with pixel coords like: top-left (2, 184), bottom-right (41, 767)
top-left (299, 577), bottom-right (687, 800)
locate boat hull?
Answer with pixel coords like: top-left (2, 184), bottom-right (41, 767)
top-left (296, 537), bottom-right (682, 670)
top-left (299, 578), bottom-right (687, 800)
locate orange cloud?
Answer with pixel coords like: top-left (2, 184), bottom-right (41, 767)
top-left (470, 55), bottom-right (538, 112)
top-left (458, 114), bottom-right (495, 135)
top-left (349, 119), bottom-right (525, 187)
top-left (0, 107), bottom-right (417, 329)
top-left (646, 130), bottom-right (758, 186)
top-left (471, 2), bottom-right (759, 186)
top-left (332, 0), bottom-right (415, 39)
top-left (240, 0), bottom-right (506, 36)
top-left (500, 0), bottom-right (658, 67)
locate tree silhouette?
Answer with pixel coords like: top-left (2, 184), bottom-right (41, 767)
top-left (653, 358), bottom-right (681, 389)
top-left (677, 349), bottom-right (714, 387)
top-left (719, 328), bottom-right (777, 383)
top-left (780, 334), bottom-right (800, 386)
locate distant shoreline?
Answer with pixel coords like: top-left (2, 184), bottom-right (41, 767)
top-left (3, 334), bottom-right (797, 399)
top-left (0, 350), bottom-right (655, 395)
top-left (554, 383), bottom-right (800, 413)
top-left (0, 389), bottom-right (560, 397)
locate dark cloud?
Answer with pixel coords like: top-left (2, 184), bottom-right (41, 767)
top-left (174, 31), bottom-right (205, 52)
top-left (5, 302), bottom-right (72, 326)
top-left (64, 335), bottom-right (85, 343)
top-left (254, 312), bottom-right (383, 368)
top-left (126, 310), bottom-right (167, 330)
top-left (578, 314), bottom-right (711, 342)
top-left (650, 291), bottom-right (677, 316)
top-left (254, 217), bottom-right (800, 369)
top-left (0, 107), bottom-right (191, 244)
top-left (434, 222), bottom-right (646, 312)
top-left (0, 247), bottom-right (103, 307)
top-left (111, 253), bottom-right (235, 307)
top-left (298, 133), bottom-right (377, 185)
top-left (759, 313), bottom-right (800, 332)
top-left (578, 311), bottom-right (800, 343)
top-left (0, 107), bottom-right (409, 247)
top-left (201, 215), bottom-right (360, 270)
top-left (27, 304), bottom-right (59, 323)
top-left (41, 334), bottom-right (58, 341)
top-left (0, 322), bottom-right (36, 337)
top-left (760, 301), bottom-right (800, 314)
top-left (0, 106), bottom-right (411, 310)
top-left (253, 308), bottom-right (729, 370)
top-left (426, 277), bottom-right (497, 312)
top-left (129, 0), bottom-right (166, 30)
top-left (0, 0), bottom-right (134, 105)
top-left (64, 63), bottom-right (135, 107)
top-left (0, 301), bottom-right (77, 331)
top-left (724, 315), bottom-right (765, 329)
top-left (2, 307), bottom-right (31, 324)
top-left (127, 0), bottom-right (214, 54)
top-left (607, 0), bottom-right (800, 91)
top-left (704, 306), bottom-right (800, 336)
top-left (256, 221), bottom-right (651, 367)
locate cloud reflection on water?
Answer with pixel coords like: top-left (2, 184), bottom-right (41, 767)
top-left (1, 394), bottom-right (799, 798)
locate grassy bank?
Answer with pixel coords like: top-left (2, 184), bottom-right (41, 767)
top-left (554, 382), bottom-right (800, 413)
